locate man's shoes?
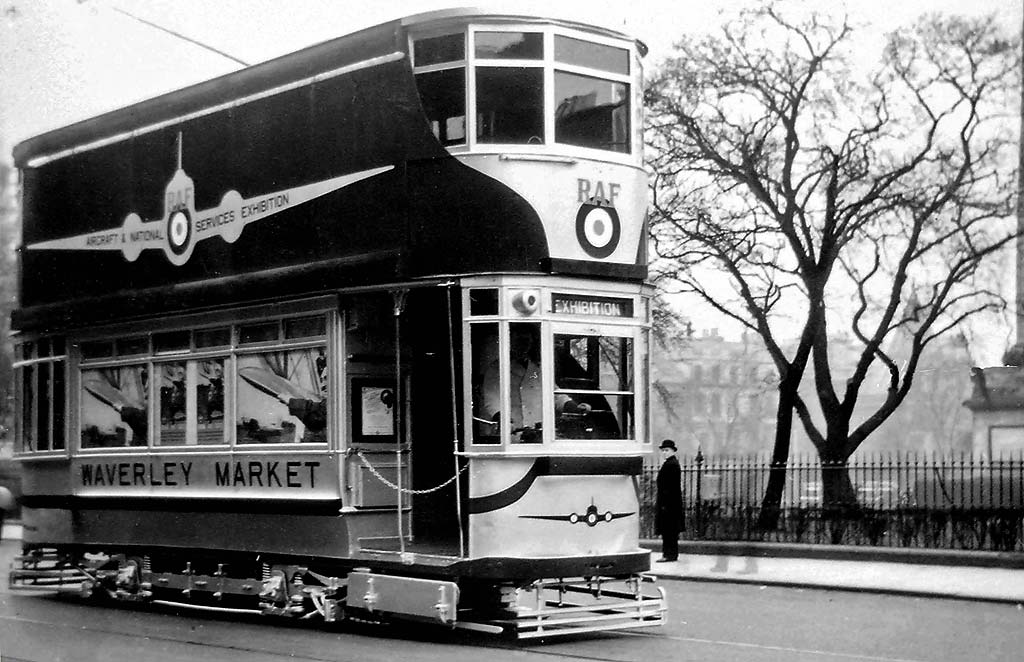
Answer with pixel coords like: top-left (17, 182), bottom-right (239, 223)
top-left (655, 557), bottom-right (677, 563)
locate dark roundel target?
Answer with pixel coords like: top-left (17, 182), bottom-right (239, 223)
top-left (575, 200), bottom-right (620, 258)
top-left (167, 209), bottom-right (193, 256)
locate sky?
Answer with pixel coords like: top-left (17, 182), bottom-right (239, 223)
top-left (1, 0), bottom-right (1019, 154)
top-left (0, 0), bottom-right (1020, 363)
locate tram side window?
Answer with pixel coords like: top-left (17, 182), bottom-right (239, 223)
top-left (16, 339), bottom-right (66, 452)
top-left (236, 347), bottom-right (327, 444)
top-left (554, 36), bottom-right (630, 153)
top-left (413, 33), bottom-right (466, 146)
top-left (81, 364), bottom-right (150, 448)
top-left (554, 334), bottom-right (634, 440)
top-left (75, 314), bottom-right (329, 449)
top-left (414, 33), bottom-right (464, 66)
top-left (416, 69), bottom-right (466, 145)
top-left (20, 359), bottom-right (35, 452)
top-left (156, 358), bottom-right (226, 446)
top-left (470, 323), bottom-right (500, 444)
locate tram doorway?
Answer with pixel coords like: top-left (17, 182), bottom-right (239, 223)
top-left (406, 287), bottom-right (464, 548)
top-left (344, 287), bottom-right (465, 554)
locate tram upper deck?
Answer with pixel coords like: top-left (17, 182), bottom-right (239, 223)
top-left (13, 7), bottom-right (648, 334)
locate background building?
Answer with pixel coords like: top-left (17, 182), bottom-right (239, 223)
top-left (653, 327), bottom-right (973, 458)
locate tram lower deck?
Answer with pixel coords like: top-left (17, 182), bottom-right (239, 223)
top-left (12, 278), bottom-right (665, 637)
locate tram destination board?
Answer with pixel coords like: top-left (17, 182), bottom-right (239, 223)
top-left (552, 293), bottom-right (633, 318)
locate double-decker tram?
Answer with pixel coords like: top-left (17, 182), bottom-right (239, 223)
top-left (9, 8), bottom-right (664, 638)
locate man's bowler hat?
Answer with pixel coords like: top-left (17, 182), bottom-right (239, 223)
top-left (659, 439), bottom-right (677, 451)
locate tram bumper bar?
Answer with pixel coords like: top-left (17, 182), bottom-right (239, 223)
top-left (501, 575), bottom-right (667, 639)
top-left (8, 553), bottom-right (93, 593)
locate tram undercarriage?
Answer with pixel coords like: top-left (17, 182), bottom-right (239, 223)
top-left (9, 546), bottom-right (667, 639)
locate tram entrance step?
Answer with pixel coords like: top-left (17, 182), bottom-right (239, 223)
top-left (357, 537), bottom-right (462, 558)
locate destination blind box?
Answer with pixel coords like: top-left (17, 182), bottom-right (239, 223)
top-left (552, 293), bottom-right (633, 318)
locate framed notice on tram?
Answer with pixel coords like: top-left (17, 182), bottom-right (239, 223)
top-left (352, 378), bottom-right (397, 443)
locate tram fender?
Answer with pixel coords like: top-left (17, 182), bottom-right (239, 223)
top-left (348, 571), bottom-right (459, 624)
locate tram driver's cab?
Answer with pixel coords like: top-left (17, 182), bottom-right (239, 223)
top-left (464, 278), bottom-right (648, 450)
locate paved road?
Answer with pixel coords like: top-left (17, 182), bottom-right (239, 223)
top-left (2, 542), bottom-right (1023, 661)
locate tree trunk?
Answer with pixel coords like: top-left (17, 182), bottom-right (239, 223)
top-left (756, 379), bottom-right (798, 532)
top-left (821, 456), bottom-right (859, 544)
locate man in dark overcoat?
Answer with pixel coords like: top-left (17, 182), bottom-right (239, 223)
top-left (655, 439), bottom-right (684, 562)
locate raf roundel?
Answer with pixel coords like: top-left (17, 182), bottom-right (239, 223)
top-left (167, 209), bottom-right (193, 256)
top-left (575, 200), bottom-right (621, 259)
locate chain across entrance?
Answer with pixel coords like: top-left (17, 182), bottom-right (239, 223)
top-left (354, 450), bottom-right (467, 495)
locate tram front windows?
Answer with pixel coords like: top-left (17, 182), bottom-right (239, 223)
top-left (475, 67), bottom-right (544, 145)
top-left (503, 323), bottom-right (545, 443)
top-left (472, 322), bottom-right (592, 445)
top-left (554, 334), bottom-right (634, 440)
top-left (473, 323), bottom-right (548, 443)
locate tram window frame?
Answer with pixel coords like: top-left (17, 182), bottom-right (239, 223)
top-left (410, 24), bottom-right (638, 159)
top-left (474, 31), bottom-right (544, 59)
top-left (471, 29), bottom-right (548, 145)
top-left (554, 34), bottom-right (629, 75)
top-left (80, 361), bottom-right (151, 449)
top-left (469, 319), bottom-right (556, 447)
top-left (74, 311), bottom-right (332, 452)
top-left (553, 70), bottom-right (629, 153)
top-left (469, 288), bottom-right (499, 316)
top-left (235, 341), bottom-right (329, 446)
top-left (470, 27), bottom-right (545, 146)
top-left (468, 321), bottom-right (502, 446)
top-left (476, 26), bottom-right (633, 155)
top-left (155, 357), bottom-right (229, 447)
top-left (551, 31), bottom-right (631, 154)
top-left (412, 32), bottom-right (468, 147)
top-left (550, 323), bottom-right (639, 443)
top-left (475, 65), bottom-right (545, 145)
top-left (14, 338), bottom-right (68, 454)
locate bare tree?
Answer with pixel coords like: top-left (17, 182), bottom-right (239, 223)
top-left (646, 3), bottom-right (1019, 529)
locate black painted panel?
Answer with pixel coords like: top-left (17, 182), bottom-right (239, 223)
top-left (16, 53), bottom-right (550, 330)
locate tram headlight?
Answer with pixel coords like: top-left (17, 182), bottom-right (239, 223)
top-left (511, 290), bottom-right (540, 315)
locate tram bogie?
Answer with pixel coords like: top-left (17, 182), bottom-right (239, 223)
top-left (9, 7), bottom-right (665, 638)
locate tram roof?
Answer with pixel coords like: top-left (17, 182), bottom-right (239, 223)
top-left (13, 6), bottom-right (644, 168)
top-left (399, 5), bottom-right (641, 44)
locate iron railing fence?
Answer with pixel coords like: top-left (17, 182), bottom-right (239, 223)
top-left (638, 452), bottom-right (1024, 551)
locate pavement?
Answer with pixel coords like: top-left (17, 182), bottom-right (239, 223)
top-left (3, 523), bottom-right (1021, 604)
top-left (2, 521), bottom-right (21, 541)
top-left (644, 540), bottom-right (1024, 604)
